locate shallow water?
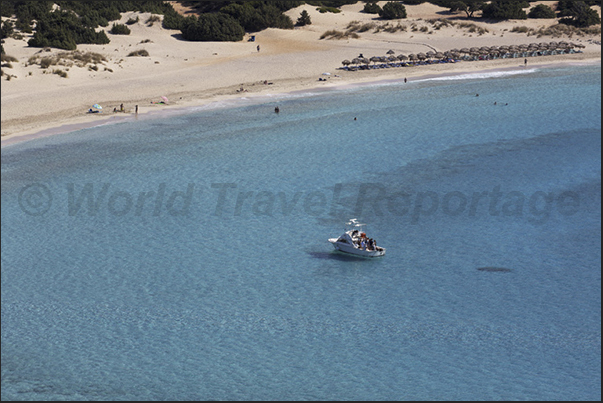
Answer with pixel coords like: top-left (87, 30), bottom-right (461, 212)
top-left (2, 64), bottom-right (601, 400)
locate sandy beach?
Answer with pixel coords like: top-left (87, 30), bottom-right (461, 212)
top-left (1, 2), bottom-right (600, 145)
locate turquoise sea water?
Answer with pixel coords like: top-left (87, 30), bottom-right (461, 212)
top-left (1, 64), bottom-right (601, 400)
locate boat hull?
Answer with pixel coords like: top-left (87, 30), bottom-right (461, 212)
top-left (329, 239), bottom-right (385, 257)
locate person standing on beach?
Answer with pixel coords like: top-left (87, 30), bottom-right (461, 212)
top-left (135, 105), bottom-right (138, 114)
top-left (257, 45), bottom-right (260, 52)
top-left (524, 58), bottom-right (527, 66)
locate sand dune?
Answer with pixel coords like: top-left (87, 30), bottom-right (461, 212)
top-left (1, 2), bottom-right (600, 144)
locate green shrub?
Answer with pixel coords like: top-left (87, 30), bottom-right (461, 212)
top-left (481, 1), bottom-right (528, 20)
top-left (181, 13), bottom-right (244, 42)
top-left (528, 4), bottom-right (556, 19)
top-left (317, 6), bottom-right (341, 13)
top-left (110, 23), bottom-right (130, 35)
top-left (558, 1), bottom-right (601, 27)
top-left (162, 8), bottom-right (186, 30)
top-left (448, 1), bottom-right (485, 19)
top-left (297, 10), bottom-right (312, 26)
top-left (1, 20), bottom-right (14, 39)
top-left (126, 16), bottom-right (139, 25)
top-left (379, 2), bottom-right (407, 19)
top-left (28, 10), bottom-right (110, 50)
top-left (363, 2), bottom-right (382, 14)
top-left (221, 2), bottom-right (294, 31)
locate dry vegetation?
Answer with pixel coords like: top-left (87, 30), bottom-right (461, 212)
top-left (27, 50), bottom-right (107, 70)
top-left (127, 49), bottom-right (150, 57)
top-left (340, 18), bottom-right (492, 37)
top-left (145, 15), bottom-right (161, 26)
top-left (455, 21), bottom-right (489, 35)
top-left (340, 16), bottom-right (600, 39)
top-left (1, 54), bottom-right (19, 63)
top-left (511, 23), bottom-right (601, 38)
top-left (319, 29), bottom-right (360, 40)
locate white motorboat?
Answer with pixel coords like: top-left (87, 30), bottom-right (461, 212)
top-left (328, 220), bottom-right (385, 257)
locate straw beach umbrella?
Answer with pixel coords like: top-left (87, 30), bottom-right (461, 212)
top-left (386, 49), bottom-right (396, 55)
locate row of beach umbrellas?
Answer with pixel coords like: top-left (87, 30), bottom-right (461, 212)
top-left (341, 41), bottom-right (585, 66)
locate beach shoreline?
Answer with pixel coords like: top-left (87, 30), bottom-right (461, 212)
top-left (2, 55), bottom-right (600, 147)
top-left (2, 2), bottom-right (601, 147)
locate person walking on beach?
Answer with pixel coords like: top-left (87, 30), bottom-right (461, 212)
top-left (524, 58), bottom-right (527, 66)
top-left (257, 45), bottom-right (260, 52)
top-left (135, 105), bottom-right (138, 114)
